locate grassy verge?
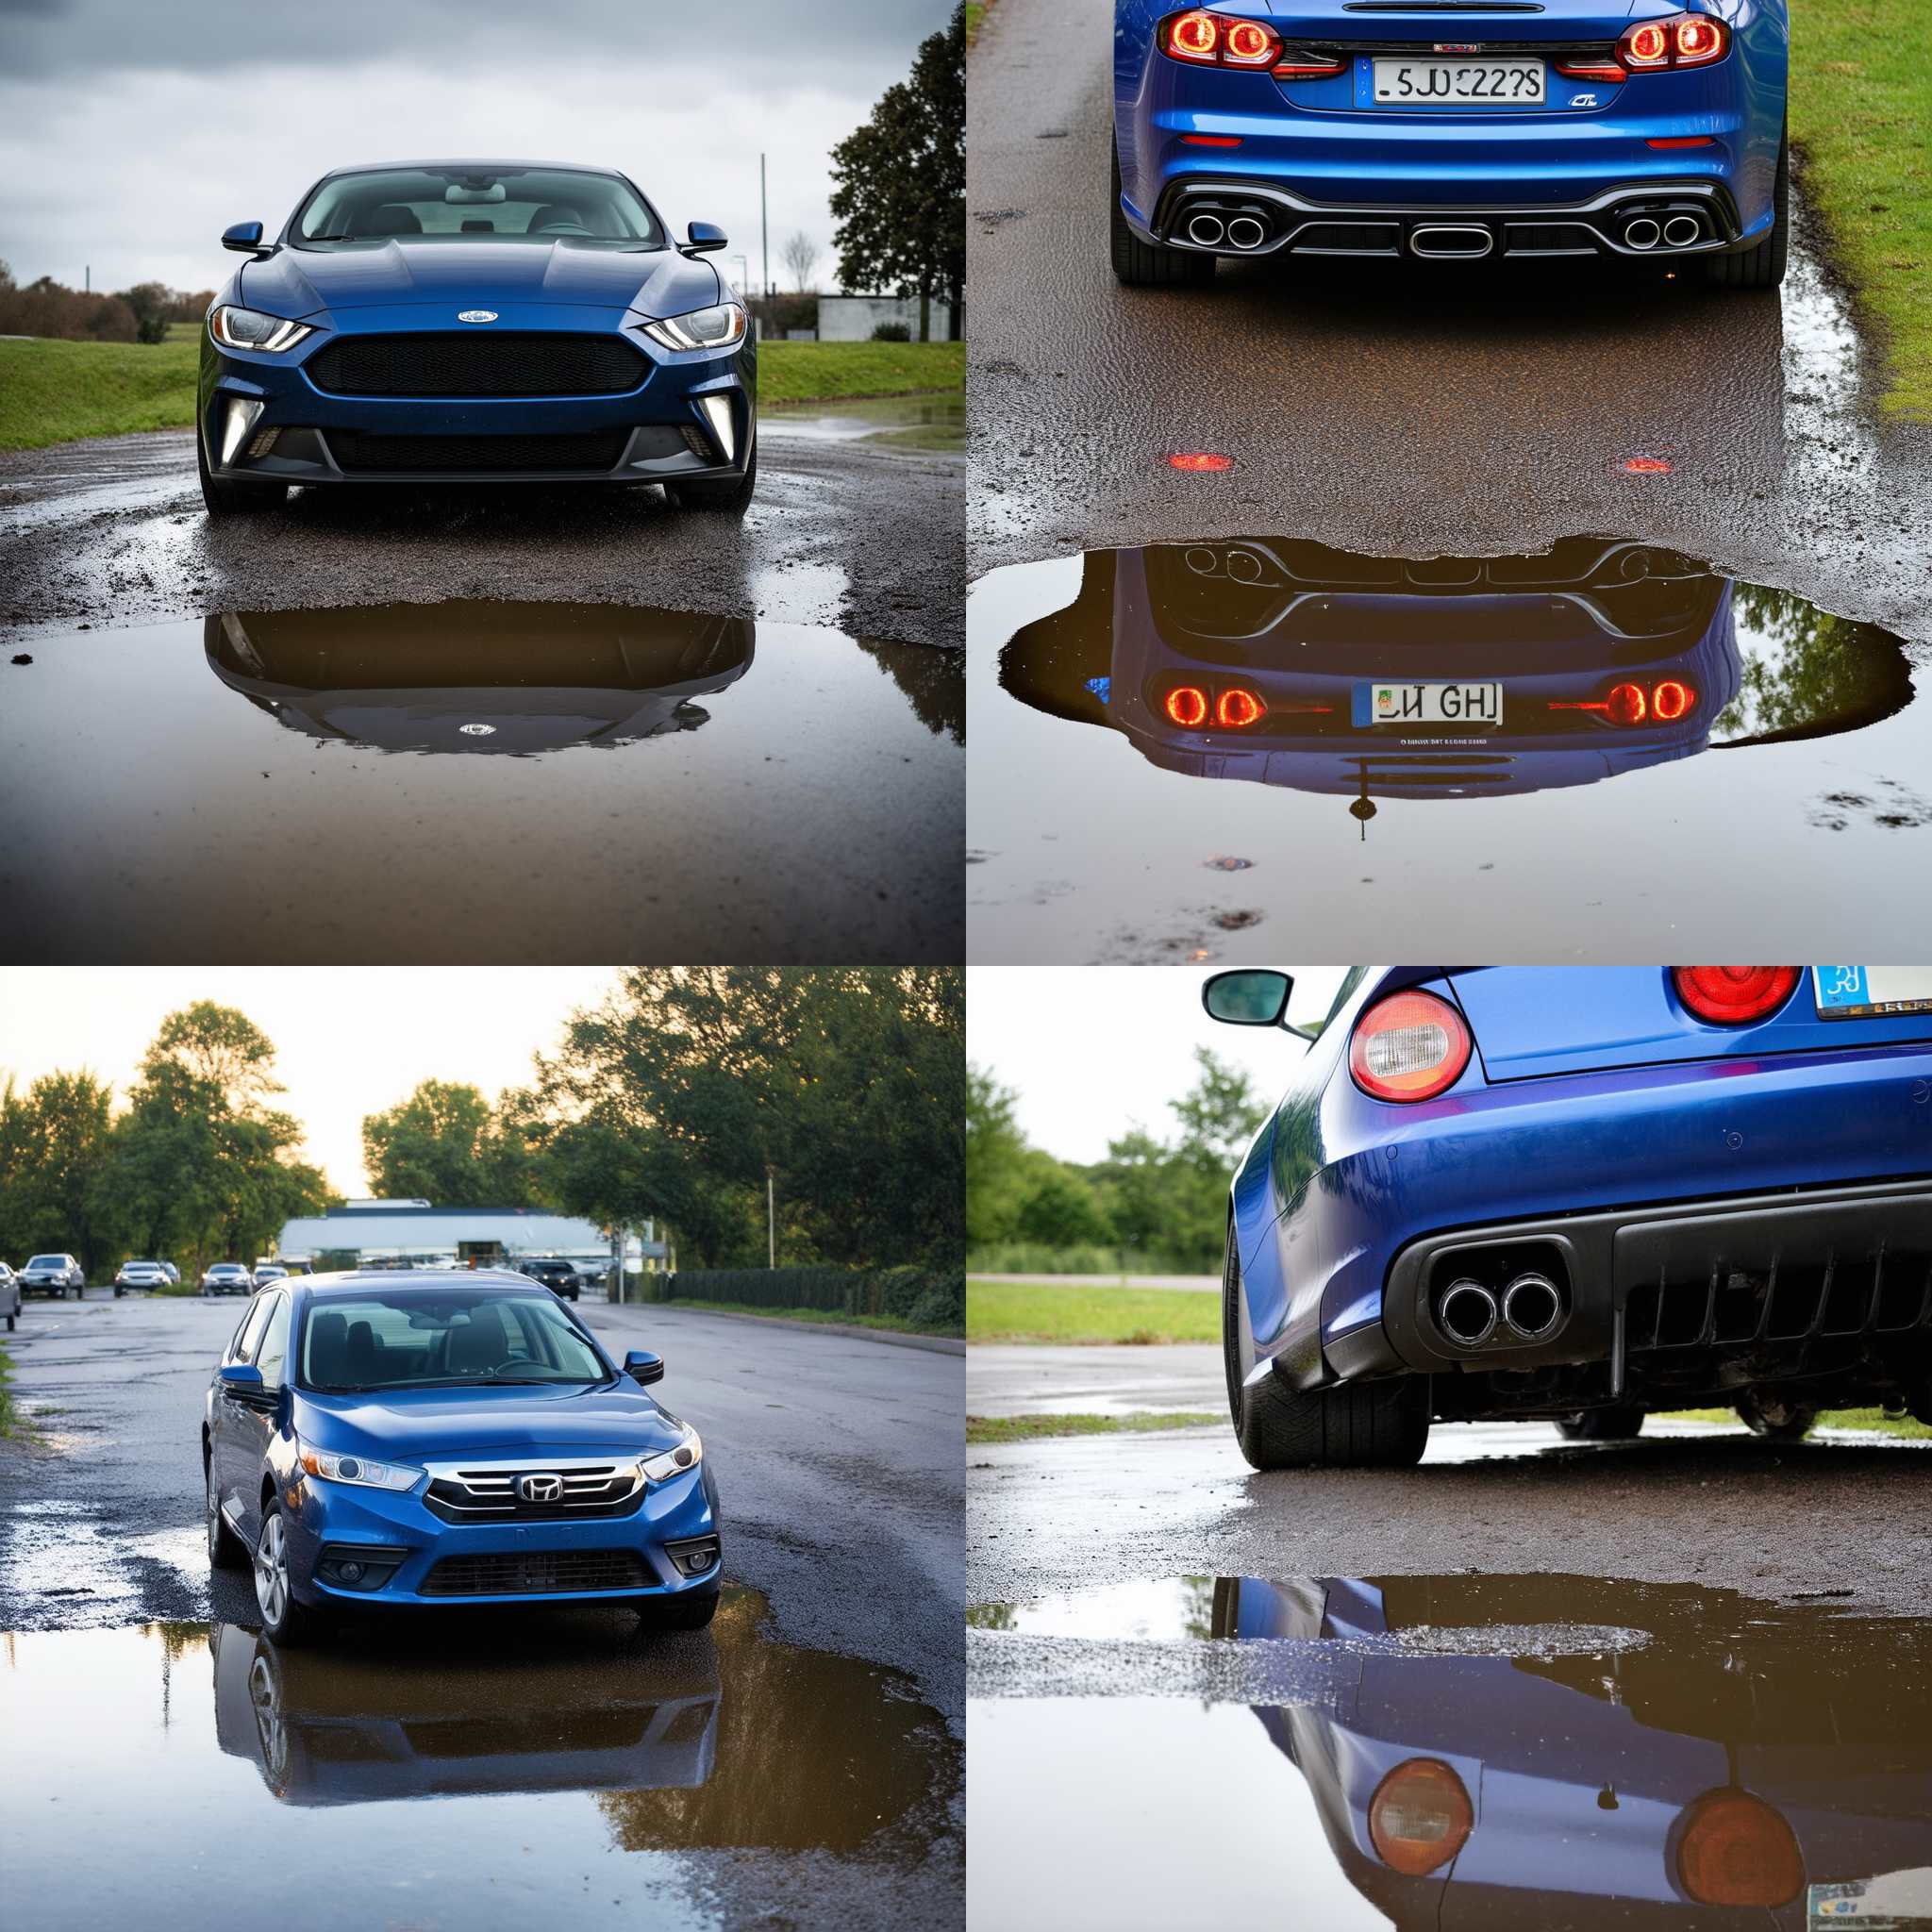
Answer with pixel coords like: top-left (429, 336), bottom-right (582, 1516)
top-left (1791, 0), bottom-right (1932, 417)
top-left (968, 1280), bottom-right (1220, 1346)
top-left (965, 2), bottom-right (989, 43)
top-left (1671, 1405), bottom-right (1932, 1440)
top-left (967, 1409), bottom-right (1220, 1444)
top-left (656, 1295), bottom-right (957, 1339)
top-left (0, 335), bottom-right (964, 454)
top-left (0, 1339), bottom-right (13, 1436)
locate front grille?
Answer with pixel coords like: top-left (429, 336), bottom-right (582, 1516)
top-left (419, 1550), bottom-right (649, 1597)
top-left (326, 430), bottom-right (629, 475)
top-left (308, 332), bottom-right (646, 398)
top-left (425, 1464), bottom-right (643, 1524)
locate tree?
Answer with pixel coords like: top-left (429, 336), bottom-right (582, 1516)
top-left (116, 280), bottom-right (173, 344)
top-left (780, 230), bottom-right (820, 294)
top-left (1014, 1170), bottom-right (1113, 1246)
top-left (361, 1079), bottom-right (558, 1207)
top-left (828, 3), bottom-right (965, 340)
top-left (0, 1072), bottom-right (126, 1278)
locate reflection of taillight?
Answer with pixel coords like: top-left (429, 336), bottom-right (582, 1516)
top-left (1165, 685), bottom-right (1209, 727)
top-left (1652, 679), bottom-right (1694, 721)
top-left (1368, 1757), bottom-right (1475, 1874)
top-left (1548, 679), bottom-right (1696, 725)
top-left (1674, 1790), bottom-right (1804, 1907)
top-left (1216, 688), bottom-right (1264, 728)
top-left (1607, 681), bottom-right (1648, 725)
top-left (1348, 991), bottom-right (1473, 1104)
top-left (1672, 967), bottom-right (1801, 1025)
top-left (1168, 452), bottom-right (1234, 473)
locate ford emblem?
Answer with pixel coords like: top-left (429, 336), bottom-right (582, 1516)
top-left (458, 309), bottom-right (498, 324)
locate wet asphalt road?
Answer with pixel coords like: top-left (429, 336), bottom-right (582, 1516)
top-left (0, 420), bottom-right (964, 652)
top-left (968, 0), bottom-right (1932, 644)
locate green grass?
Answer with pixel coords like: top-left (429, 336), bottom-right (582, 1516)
top-left (1791, 0), bottom-right (1932, 417)
top-left (1672, 1405), bottom-right (1932, 1440)
top-left (658, 1295), bottom-right (957, 1338)
top-left (0, 1339), bottom-right (17, 1438)
top-left (967, 1409), bottom-right (1220, 1444)
top-left (0, 335), bottom-right (963, 455)
top-left (965, 2), bottom-right (989, 43)
top-left (968, 1280), bottom-right (1221, 1346)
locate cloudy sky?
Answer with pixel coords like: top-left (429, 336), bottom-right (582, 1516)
top-left (0, 966), bottom-right (623, 1193)
top-left (0, 0), bottom-right (948, 295)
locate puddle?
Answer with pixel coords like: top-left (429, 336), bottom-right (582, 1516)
top-left (0, 600), bottom-right (963, 963)
top-left (967, 1574), bottom-right (1932, 1930)
top-left (968, 537), bottom-right (1929, 960)
top-left (1, 1588), bottom-right (958, 1928)
top-left (761, 393), bottom-right (965, 454)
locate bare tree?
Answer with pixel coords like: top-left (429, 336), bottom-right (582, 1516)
top-left (781, 230), bottom-right (820, 294)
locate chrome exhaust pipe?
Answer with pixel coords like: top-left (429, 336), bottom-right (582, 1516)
top-left (1662, 214), bottom-right (1703, 248)
top-left (1439, 1279), bottom-right (1500, 1347)
top-left (1501, 1273), bottom-right (1563, 1341)
top-left (1624, 217), bottom-right (1661, 251)
top-left (1409, 225), bottom-right (1493, 259)
top-left (1225, 214), bottom-right (1267, 251)
top-left (1186, 212), bottom-right (1226, 247)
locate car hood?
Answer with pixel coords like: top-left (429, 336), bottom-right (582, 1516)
top-left (240, 240), bottom-right (720, 321)
top-left (296, 1381), bottom-right (688, 1459)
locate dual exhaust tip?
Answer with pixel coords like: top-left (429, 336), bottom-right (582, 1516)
top-left (1185, 211), bottom-right (1270, 251)
top-left (1439, 1272), bottom-right (1563, 1348)
top-left (1624, 213), bottom-right (1706, 252)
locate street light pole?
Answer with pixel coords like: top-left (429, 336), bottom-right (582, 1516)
top-left (760, 153), bottom-right (770, 298)
top-left (767, 1169), bottom-right (776, 1270)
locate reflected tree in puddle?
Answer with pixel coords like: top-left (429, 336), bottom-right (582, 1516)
top-left (1715, 580), bottom-right (1915, 746)
top-left (853, 638), bottom-right (965, 744)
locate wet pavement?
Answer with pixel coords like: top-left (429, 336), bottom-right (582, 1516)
top-left (968, 0), bottom-right (1932, 647)
top-left (966, 1573), bottom-right (1932, 1929)
top-left (0, 599), bottom-right (962, 962)
top-left (968, 540), bottom-right (1930, 960)
top-left (763, 393), bottom-right (966, 453)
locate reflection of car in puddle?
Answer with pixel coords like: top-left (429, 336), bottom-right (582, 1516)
top-left (1223, 1574), bottom-right (1932, 1929)
top-left (205, 601), bottom-right (755, 755)
top-left (999, 539), bottom-right (1913, 826)
top-left (211, 1618), bottom-right (719, 1805)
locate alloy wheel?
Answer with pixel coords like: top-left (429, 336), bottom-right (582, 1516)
top-left (254, 1512), bottom-right (289, 1627)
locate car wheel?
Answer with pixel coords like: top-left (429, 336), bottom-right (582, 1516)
top-left (1111, 138), bottom-right (1214, 289)
top-left (207, 1459), bottom-right (245, 1571)
top-left (115, 1287), bottom-right (125, 1299)
top-left (197, 425), bottom-right (290, 517)
top-left (5, 1309), bottom-right (14, 1331)
top-left (641, 1587), bottom-right (719, 1634)
top-left (253, 1501), bottom-right (321, 1644)
top-left (671, 439), bottom-right (758, 516)
top-left (1737, 1391), bottom-right (1818, 1441)
top-left (1222, 1224), bottom-right (1429, 1471)
top-left (1707, 124), bottom-right (1788, 290)
top-left (1557, 1406), bottom-right (1647, 1441)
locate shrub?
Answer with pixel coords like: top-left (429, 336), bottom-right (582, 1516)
top-left (871, 320), bottom-right (912, 341)
top-left (665, 1263), bottom-right (963, 1334)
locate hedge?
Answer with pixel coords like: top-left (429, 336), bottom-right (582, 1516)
top-left (662, 1264), bottom-right (964, 1335)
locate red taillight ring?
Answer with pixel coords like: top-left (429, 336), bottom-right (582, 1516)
top-left (1671, 967), bottom-right (1802, 1025)
top-left (1216, 687), bottom-right (1265, 728)
top-left (1652, 679), bottom-right (1694, 722)
top-left (1163, 8), bottom-right (1223, 61)
top-left (1348, 990), bottom-right (1473, 1104)
top-left (1165, 685), bottom-right (1209, 728)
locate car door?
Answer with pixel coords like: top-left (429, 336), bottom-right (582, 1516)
top-left (212, 1291), bottom-right (278, 1533)
top-left (236, 1291), bottom-right (293, 1541)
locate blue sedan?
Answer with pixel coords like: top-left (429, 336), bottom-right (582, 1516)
top-left (1206, 966), bottom-right (1932, 1467)
top-left (203, 1271), bottom-right (722, 1642)
top-left (198, 160), bottom-right (756, 516)
top-left (1111, 2), bottom-right (1789, 287)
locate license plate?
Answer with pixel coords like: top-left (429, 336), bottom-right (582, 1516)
top-left (1357, 680), bottom-right (1503, 728)
top-left (1373, 58), bottom-right (1545, 105)
top-left (1812, 966), bottom-right (1932, 1020)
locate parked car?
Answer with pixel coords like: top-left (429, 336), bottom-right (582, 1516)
top-left (19, 1254), bottom-right (86, 1300)
top-left (115, 1259), bottom-right (172, 1297)
top-left (199, 160), bottom-right (756, 518)
top-left (0, 1263), bottom-right (19, 1331)
top-left (1207, 966), bottom-right (1932, 1467)
top-left (159, 1261), bottom-right (181, 1285)
top-left (1111, 2), bottom-right (1790, 290)
top-left (202, 1262), bottom-right (256, 1296)
top-left (254, 1263), bottom-right (291, 1286)
top-left (517, 1257), bottom-right (582, 1302)
top-left (202, 1269), bottom-right (720, 1642)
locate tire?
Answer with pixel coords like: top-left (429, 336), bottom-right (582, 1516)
top-left (252, 1501), bottom-right (322, 1644)
top-left (1707, 125), bottom-right (1788, 290)
top-left (1111, 139), bottom-right (1215, 289)
top-left (207, 1457), bottom-right (245, 1571)
top-left (115, 1288), bottom-right (125, 1299)
top-left (671, 440), bottom-right (757, 516)
top-left (1557, 1406), bottom-right (1647, 1441)
top-left (641, 1587), bottom-right (719, 1634)
top-left (1222, 1225), bottom-right (1429, 1471)
top-left (1737, 1391), bottom-right (1817, 1441)
top-left (6, 1310), bottom-right (14, 1331)
top-left (198, 425), bottom-right (289, 517)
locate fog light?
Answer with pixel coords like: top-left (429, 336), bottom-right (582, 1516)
top-left (665, 1536), bottom-right (719, 1577)
top-left (337, 1560), bottom-right (365, 1582)
top-left (219, 398), bottom-right (265, 467)
top-left (697, 395), bottom-right (737, 465)
top-left (316, 1543), bottom-right (407, 1591)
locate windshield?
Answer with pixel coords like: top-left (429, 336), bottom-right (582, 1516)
top-left (292, 166), bottom-right (661, 250)
top-left (299, 1290), bottom-right (611, 1391)
top-left (27, 1256), bottom-right (66, 1269)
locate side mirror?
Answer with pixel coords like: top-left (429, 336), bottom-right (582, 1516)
top-left (624, 1348), bottom-right (665, 1386)
top-left (222, 221), bottom-right (268, 257)
top-left (1203, 969), bottom-right (1294, 1027)
top-left (219, 1361), bottom-right (267, 1402)
top-left (684, 221), bottom-right (727, 254)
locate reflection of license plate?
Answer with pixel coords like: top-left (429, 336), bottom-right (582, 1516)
top-left (1357, 680), bottom-right (1502, 728)
top-left (1373, 58), bottom-right (1545, 105)
top-left (1812, 966), bottom-right (1932, 1020)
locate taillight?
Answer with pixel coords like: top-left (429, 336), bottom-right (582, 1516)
top-left (1159, 9), bottom-right (1341, 76)
top-left (1671, 13), bottom-right (1727, 63)
top-left (1215, 687), bottom-right (1264, 728)
top-left (1163, 8), bottom-right (1222, 61)
top-left (1369, 1758), bottom-right (1474, 1874)
top-left (1624, 18), bottom-right (1671, 64)
top-left (1222, 17), bottom-right (1277, 66)
top-left (1674, 1790), bottom-right (1804, 1907)
top-left (1671, 966), bottom-right (1801, 1025)
top-left (1557, 12), bottom-right (1729, 83)
top-left (1165, 685), bottom-right (1209, 727)
top-left (1348, 991), bottom-right (1473, 1104)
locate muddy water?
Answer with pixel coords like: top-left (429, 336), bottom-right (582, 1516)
top-left (1, 1589), bottom-right (958, 1930)
top-left (0, 600), bottom-right (963, 963)
top-left (762, 393), bottom-right (966, 453)
top-left (967, 1574), bottom-right (1932, 1930)
top-left (968, 538), bottom-right (1931, 962)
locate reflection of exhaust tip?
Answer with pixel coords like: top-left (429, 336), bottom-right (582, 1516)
top-left (1186, 213), bottom-right (1226, 247)
top-left (1439, 1279), bottom-right (1499, 1347)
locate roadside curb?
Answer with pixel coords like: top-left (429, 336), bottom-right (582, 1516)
top-left (602, 1301), bottom-right (966, 1356)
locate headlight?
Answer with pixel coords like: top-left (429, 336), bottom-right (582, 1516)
top-left (297, 1440), bottom-right (423, 1492)
top-left (641, 1431), bottom-right (702, 1482)
top-left (641, 304), bottom-right (746, 353)
top-left (208, 305), bottom-right (313, 354)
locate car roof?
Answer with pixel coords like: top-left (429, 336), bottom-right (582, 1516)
top-left (320, 159), bottom-right (625, 179)
top-left (301, 1267), bottom-right (548, 1297)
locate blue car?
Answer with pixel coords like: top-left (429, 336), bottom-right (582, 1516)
top-left (1204, 966), bottom-right (1932, 1467)
top-left (199, 160), bottom-right (755, 517)
top-left (1111, 2), bottom-right (1789, 287)
top-left (203, 1270), bottom-right (721, 1642)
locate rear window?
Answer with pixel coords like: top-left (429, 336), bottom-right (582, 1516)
top-left (299, 1290), bottom-right (608, 1392)
top-left (292, 166), bottom-right (661, 249)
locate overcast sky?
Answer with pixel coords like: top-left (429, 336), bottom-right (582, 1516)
top-left (0, 0), bottom-right (948, 294)
top-left (968, 967), bottom-right (1352, 1164)
top-left (0, 966), bottom-right (623, 1193)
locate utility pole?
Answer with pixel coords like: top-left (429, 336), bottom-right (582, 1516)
top-left (766, 1168), bottom-right (776, 1269)
top-left (85, 265), bottom-right (90, 293)
top-left (759, 154), bottom-right (770, 298)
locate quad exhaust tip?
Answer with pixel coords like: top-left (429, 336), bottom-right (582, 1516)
top-left (1662, 214), bottom-right (1703, 248)
top-left (1624, 216), bottom-right (1662, 251)
top-left (1501, 1272), bottom-right (1563, 1341)
top-left (1439, 1278), bottom-right (1500, 1347)
top-left (1225, 215), bottom-right (1268, 251)
top-left (1186, 212), bottom-right (1226, 247)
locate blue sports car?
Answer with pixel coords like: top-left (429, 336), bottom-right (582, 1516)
top-left (203, 1270), bottom-right (721, 1642)
top-left (1111, 2), bottom-right (1789, 287)
top-left (199, 160), bottom-right (755, 517)
top-left (1205, 966), bottom-right (1932, 1467)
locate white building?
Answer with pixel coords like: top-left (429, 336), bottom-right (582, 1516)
top-left (275, 1203), bottom-right (664, 1278)
top-left (816, 293), bottom-right (955, 341)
